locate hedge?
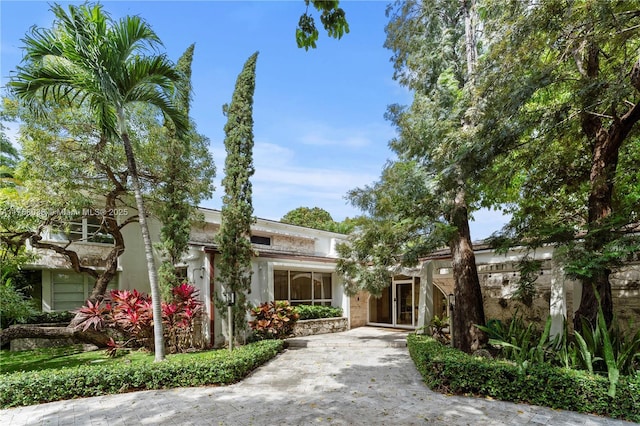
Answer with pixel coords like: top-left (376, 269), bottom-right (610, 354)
top-left (294, 305), bottom-right (343, 320)
top-left (0, 339), bottom-right (284, 408)
top-left (407, 334), bottom-right (640, 423)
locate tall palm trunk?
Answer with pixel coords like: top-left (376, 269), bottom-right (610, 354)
top-left (121, 129), bottom-right (165, 361)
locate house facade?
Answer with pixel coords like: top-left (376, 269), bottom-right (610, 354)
top-left (23, 207), bottom-right (640, 346)
top-left (349, 244), bottom-right (640, 337)
top-left (24, 208), bottom-right (350, 347)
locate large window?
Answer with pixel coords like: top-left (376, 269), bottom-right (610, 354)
top-left (52, 271), bottom-right (118, 311)
top-left (274, 270), bottom-right (332, 306)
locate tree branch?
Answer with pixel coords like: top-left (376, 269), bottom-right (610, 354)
top-left (29, 234), bottom-right (100, 279)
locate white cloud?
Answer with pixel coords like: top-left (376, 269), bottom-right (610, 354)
top-left (289, 120), bottom-right (394, 149)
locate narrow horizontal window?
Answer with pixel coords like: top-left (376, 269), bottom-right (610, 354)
top-left (251, 235), bottom-right (271, 246)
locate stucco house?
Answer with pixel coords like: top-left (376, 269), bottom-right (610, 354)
top-left (22, 207), bottom-right (640, 347)
top-left (23, 207), bottom-right (350, 347)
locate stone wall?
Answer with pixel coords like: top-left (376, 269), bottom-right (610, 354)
top-left (292, 317), bottom-right (348, 337)
top-left (349, 291), bottom-right (368, 328)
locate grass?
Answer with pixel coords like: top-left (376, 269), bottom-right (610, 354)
top-left (0, 345), bottom-right (150, 374)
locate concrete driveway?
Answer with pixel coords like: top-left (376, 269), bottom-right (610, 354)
top-left (1, 327), bottom-right (636, 425)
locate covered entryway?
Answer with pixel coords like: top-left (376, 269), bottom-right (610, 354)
top-left (367, 275), bottom-right (421, 329)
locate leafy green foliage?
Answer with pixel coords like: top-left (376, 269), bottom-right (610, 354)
top-left (512, 257), bottom-right (542, 306)
top-left (296, 0), bottom-right (349, 50)
top-left (216, 52), bottom-right (259, 339)
top-left (408, 334), bottom-right (640, 422)
top-left (294, 304), bottom-right (342, 320)
top-left (9, 2), bottom-right (192, 361)
top-left (476, 315), bottom-right (553, 373)
top-left (0, 340), bottom-right (284, 408)
top-left (26, 311), bottom-right (75, 325)
top-left (0, 278), bottom-right (38, 330)
top-left (479, 0), bottom-right (640, 327)
top-left (477, 310), bottom-right (639, 398)
top-left (280, 206), bottom-right (354, 233)
top-left (426, 315), bottom-right (450, 344)
top-left (155, 44), bottom-right (215, 301)
top-left (249, 301), bottom-right (299, 340)
top-left (0, 122), bottom-right (19, 188)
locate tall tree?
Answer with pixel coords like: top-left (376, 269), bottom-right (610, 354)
top-left (392, 0), bottom-right (486, 352)
top-left (339, 0), bottom-right (488, 353)
top-left (156, 44), bottom-right (215, 300)
top-left (9, 3), bottom-right (188, 361)
top-left (479, 0), bottom-right (640, 329)
top-left (216, 52), bottom-right (259, 342)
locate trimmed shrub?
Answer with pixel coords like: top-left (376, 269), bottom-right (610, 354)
top-left (294, 304), bottom-right (343, 320)
top-left (0, 339), bottom-right (283, 408)
top-left (407, 334), bottom-right (640, 422)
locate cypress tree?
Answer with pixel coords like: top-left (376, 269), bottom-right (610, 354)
top-left (216, 52), bottom-right (259, 341)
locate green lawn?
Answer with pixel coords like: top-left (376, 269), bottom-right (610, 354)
top-left (0, 345), bottom-right (151, 374)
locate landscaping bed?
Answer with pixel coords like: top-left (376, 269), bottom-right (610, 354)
top-left (407, 334), bottom-right (640, 422)
top-left (0, 339), bottom-right (284, 408)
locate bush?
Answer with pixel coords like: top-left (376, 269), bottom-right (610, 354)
top-left (74, 284), bottom-right (204, 354)
top-left (0, 339), bottom-right (284, 408)
top-left (294, 304), bottom-right (342, 320)
top-left (407, 334), bottom-right (640, 422)
top-left (26, 311), bottom-right (75, 325)
top-left (249, 301), bottom-right (299, 339)
top-left (0, 279), bottom-right (38, 329)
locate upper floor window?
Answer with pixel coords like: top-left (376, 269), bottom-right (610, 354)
top-left (250, 235), bottom-right (271, 246)
top-left (48, 216), bottom-right (114, 245)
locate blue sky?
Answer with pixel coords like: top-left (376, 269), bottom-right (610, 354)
top-left (1, 0), bottom-right (508, 240)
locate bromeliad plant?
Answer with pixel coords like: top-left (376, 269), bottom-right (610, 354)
top-left (249, 301), bottom-right (299, 340)
top-left (75, 283), bottom-right (203, 355)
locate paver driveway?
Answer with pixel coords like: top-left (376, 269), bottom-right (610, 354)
top-left (1, 327), bottom-right (637, 425)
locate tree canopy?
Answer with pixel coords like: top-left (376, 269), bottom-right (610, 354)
top-left (8, 2), bottom-right (192, 361)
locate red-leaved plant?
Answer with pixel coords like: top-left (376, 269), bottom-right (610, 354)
top-left (249, 301), bottom-right (299, 340)
top-left (74, 283), bottom-right (203, 355)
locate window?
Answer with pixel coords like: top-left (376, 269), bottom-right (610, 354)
top-left (251, 235), bottom-right (271, 246)
top-left (52, 271), bottom-right (118, 311)
top-left (274, 270), bottom-right (332, 306)
top-left (49, 216), bottom-right (114, 245)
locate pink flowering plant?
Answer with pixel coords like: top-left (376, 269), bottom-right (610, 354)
top-left (74, 283), bottom-right (203, 355)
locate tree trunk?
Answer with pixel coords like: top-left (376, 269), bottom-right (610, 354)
top-left (448, 187), bottom-right (486, 353)
top-left (120, 129), bottom-right (165, 362)
top-left (574, 47), bottom-right (640, 330)
top-left (574, 126), bottom-right (619, 329)
top-left (445, 0), bottom-right (486, 354)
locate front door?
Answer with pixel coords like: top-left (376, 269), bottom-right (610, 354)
top-left (395, 281), bottom-right (414, 326)
top-left (368, 276), bottom-right (420, 328)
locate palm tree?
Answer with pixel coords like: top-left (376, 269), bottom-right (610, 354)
top-left (9, 3), bottom-right (188, 361)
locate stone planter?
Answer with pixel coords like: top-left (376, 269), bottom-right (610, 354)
top-left (292, 317), bottom-right (348, 337)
